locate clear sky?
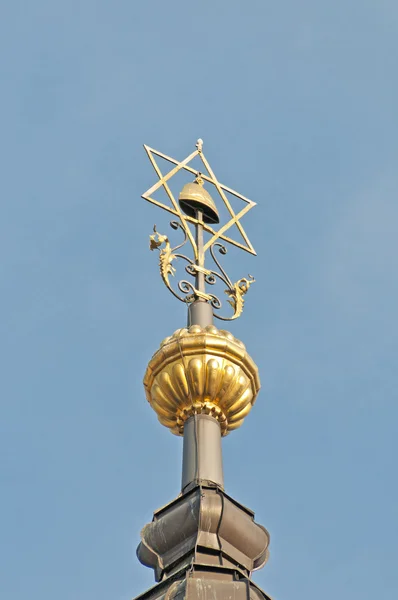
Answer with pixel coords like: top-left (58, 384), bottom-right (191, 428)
top-left (1, 2), bottom-right (397, 599)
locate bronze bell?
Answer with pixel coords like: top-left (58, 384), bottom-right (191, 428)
top-left (179, 175), bottom-right (219, 224)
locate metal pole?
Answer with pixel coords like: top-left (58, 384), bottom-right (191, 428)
top-left (181, 414), bottom-right (224, 491)
top-left (182, 209), bottom-right (223, 492)
top-left (195, 209), bottom-right (205, 293)
top-left (187, 208), bottom-right (214, 328)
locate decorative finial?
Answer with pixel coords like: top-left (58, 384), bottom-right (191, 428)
top-left (141, 140), bottom-right (257, 321)
top-left (136, 140), bottom-right (270, 600)
top-left (195, 172), bottom-right (204, 186)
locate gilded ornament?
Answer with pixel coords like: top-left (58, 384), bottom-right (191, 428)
top-left (149, 226), bottom-right (176, 288)
top-left (225, 275), bottom-right (256, 320)
top-left (142, 140), bottom-right (257, 321)
top-left (143, 325), bottom-right (261, 436)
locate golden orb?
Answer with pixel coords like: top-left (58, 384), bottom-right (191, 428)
top-left (143, 325), bottom-right (260, 436)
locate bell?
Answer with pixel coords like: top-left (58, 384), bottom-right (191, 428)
top-left (179, 176), bottom-right (219, 224)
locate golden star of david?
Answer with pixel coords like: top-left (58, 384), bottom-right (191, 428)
top-left (141, 140), bottom-right (257, 258)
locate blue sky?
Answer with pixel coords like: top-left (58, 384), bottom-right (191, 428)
top-left (1, 2), bottom-right (397, 599)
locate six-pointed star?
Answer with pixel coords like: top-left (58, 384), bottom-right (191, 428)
top-left (141, 143), bottom-right (257, 256)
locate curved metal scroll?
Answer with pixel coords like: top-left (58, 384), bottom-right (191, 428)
top-left (149, 222), bottom-right (254, 320)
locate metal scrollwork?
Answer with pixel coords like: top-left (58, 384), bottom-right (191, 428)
top-left (149, 223), bottom-right (255, 320)
top-left (207, 243), bottom-right (255, 321)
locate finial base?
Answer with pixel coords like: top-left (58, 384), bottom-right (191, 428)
top-left (136, 484), bottom-right (270, 583)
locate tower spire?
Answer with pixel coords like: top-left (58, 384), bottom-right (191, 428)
top-left (134, 140), bottom-right (272, 600)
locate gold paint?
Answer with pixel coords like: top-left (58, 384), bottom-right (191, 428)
top-left (173, 362), bottom-right (189, 399)
top-left (178, 178), bottom-right (220, 224)
top-left (229, 401), bottom-right (253, 423)
top-left (225, 275), bottom-right (256, 321)
top-left (149, 227), bottom-right (177, 292)
top-left (142, 141), bottom-right (257, 257)
top-left (144, 142), bottom-right (257, 321)
top-left (185, 290), bottom-right (214, 304)
top-left (189, 358), bottom-right (204, 400)
top-left (217, 365), bottom-right (236, 399)
top-left (205, 358), bottom-right (220, 400)
top-left (143, 325), bottom-right (260, 436)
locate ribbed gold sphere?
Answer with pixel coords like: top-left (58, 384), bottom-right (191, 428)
top-left (143, 325), bottom-right (260, 436)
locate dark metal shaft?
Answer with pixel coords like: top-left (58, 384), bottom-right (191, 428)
top-left (195, 210), bottom-right (205, 295)
top-left (184, 214), bottom-right (220, 491)
top-left (187, 209), bottom-right (214, 327)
